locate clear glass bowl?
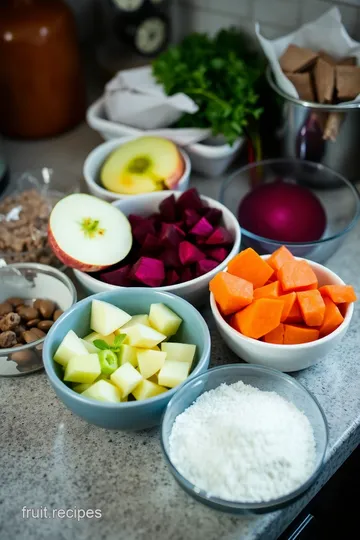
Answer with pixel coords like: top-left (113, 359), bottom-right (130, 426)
top-left (0, 168), bottom-right (80, 267)
top-left (161, 364), bottom-right (328, 514)
top-left (219, 159), bottom-right (360, 262)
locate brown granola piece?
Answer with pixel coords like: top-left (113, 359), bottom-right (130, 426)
top-left (280, 44), bottom-right (318, 73)
top-left (314, 58), bottom-right (335, 103)
top-left (0, 331), bottom-right (17, 348)
top-left (0, 312), bottom-right (21, 332)
top-left (285, 72), bottom-right (315, 102)
top-left (319, 50), bottom-right (337, 66)
top-left (336, 65), bottom-right (360, 101)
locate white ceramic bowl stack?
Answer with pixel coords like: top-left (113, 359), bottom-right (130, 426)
top-left (210, 256), bottom-right (354, 372)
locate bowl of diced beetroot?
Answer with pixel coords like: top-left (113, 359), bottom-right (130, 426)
top-left (73, 188), bottom-right (241, 305)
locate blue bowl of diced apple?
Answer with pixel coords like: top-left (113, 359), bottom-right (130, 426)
top-left (43, 289), bottom-right (211, 430)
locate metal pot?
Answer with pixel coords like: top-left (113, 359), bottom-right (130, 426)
top-left (267, 67), bottom-right (360, 185)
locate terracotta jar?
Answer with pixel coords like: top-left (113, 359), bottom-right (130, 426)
top-left (0, 0), bottom-right (86, 139)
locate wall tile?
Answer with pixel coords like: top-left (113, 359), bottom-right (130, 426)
top-left (252, 0), bottom-right (300, 29)
top-left (180, 0), bottom-right (250, 17)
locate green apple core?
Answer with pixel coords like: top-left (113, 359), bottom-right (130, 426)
top-left (127, 156), bottom-right (152, 174)
top-left (80, 217), bottom-right (105, 239)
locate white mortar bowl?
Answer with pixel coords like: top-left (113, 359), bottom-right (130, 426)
top-left (83, 136), bottom-right (191, 202)
top-left (210, 256), bottom-right (354, 372)
top-left (73, 191), bottom-right (241, 306)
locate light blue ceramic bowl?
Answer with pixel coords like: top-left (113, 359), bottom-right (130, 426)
top-left (43, 289), bottom-right (211, 431)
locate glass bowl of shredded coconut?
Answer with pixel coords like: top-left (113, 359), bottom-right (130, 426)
top-left (161, 364), bottom-right (328, 513)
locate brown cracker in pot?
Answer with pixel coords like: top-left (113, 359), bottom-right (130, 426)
top-left (338, 56), bottom-right (357, 66)
top-left (280, 44), bottom-right (319, 73)
top-left (314, 58), bottom-right (335, 103)
top-left (285, 72), bottom-right (315, 102)
top-left (319, 50), bottom-right (337, 66)
top-left (336, 65), bottom-right (360, 101)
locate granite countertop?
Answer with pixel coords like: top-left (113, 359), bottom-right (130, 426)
top-left (1, 125), bottom-right (360, 540)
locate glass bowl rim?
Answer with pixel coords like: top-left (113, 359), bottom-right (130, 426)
top-left (160, 363), bottom-right (329, 511)
top-left (219, 158), bottom-right (360, 246)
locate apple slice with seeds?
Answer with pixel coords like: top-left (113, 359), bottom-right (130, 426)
top-left (48, 193), bottom-right (132, 272)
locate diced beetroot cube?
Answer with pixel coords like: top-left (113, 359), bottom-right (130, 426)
top-left (196, 259), bottom-right (219, 277)
top-left (177, 188), bottom-right (204, 215)
top-left (203, 207), bottom-right (223, 226)
top-left (205, 226), bottom-right (233, 245)
top-left (159, 194), bottom-right (178, 222)
top-left (165, 269), bottom-right (180, 286)
top-left (140, 234), bottom-right (159, 255)
top-left (99, 264), bottom-right (132, 287)
top-left (190, 217), bottom-right (213, 237)
top-left (179, 241), bottom-right (204, 265)
top-left (180, 267), bottom-right (194, 283)
top-left (132, 219), bottom-right (156, 244)
top-left (160, 223), bottom-right (185, 249)
top-left (129, 257), bottom-right (165, 287)
top-left (162, 249), bottom-right (181, 269)
top-left (205, 247), bottom-right (229, 262)
top-left (148, 213), bottom-right (163, 231)
top-left (128, 214), bottom-right (145, 229)
top-left (183, 208), bottom-right (201, 229)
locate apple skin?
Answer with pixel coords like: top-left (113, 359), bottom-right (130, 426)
top-left (48, 225), bottom-right (114, 273)
top-left (163, 153), bottom-right (185, 189)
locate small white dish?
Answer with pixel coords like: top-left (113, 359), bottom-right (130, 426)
top-left (83, 136), bottom-right (191, 202)
top-left (210, 256), bottom-right (354, 372)
top-left (86, 96), bottom-right (243, 177)
top-left (73, 191), bottom-right (241, 306)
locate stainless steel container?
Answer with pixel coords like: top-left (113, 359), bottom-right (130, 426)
top-left (267, 68), bottom-right (360, 185)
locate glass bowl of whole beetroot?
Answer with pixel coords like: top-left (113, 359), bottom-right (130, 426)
top-left (73, 188), bottom-right (241, 305)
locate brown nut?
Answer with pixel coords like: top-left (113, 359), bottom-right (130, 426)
top-left (26, 318), bottom-right (41, 328)
top-left (6, 297), bottom-right (25, 308)
top-left (36, 300), bottom-right (55, 319)
top-left (16, 306), bottom-right (39, 321)
top-left (30, 327), bottom-right (46, 339)
top-left (23, 330), bottom-right (40, 344)
top-left (37, 320), bottom-right (54, 332)
top-left (53, 309), bottom-right (64, 321)
top-left (0, 312), bottom-right (21, 332)
top-left (0, 330), bottom-right (17, 348)
top-left (0, 302), bottom-right (13, 316)
top-left (10, 350), bottom-right (35, 364)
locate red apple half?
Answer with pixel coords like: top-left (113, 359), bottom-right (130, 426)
top-left (48, 194), bottom-right (132, 272)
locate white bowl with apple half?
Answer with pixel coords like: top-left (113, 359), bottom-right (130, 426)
top-left (83, 136), bottom-right (191, 202)
top-left (73, 192), bottom-right (241, 306)
top-left (210, 256), bottom-right (354, 372)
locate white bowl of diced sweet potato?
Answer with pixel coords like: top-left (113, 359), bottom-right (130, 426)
top-left (209, 246), bottom-right (356, 372)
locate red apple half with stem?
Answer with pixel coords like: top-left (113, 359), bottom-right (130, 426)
top-left (48, 194), bottom-right (132, 272)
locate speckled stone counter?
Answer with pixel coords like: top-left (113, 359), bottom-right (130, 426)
top-left (1, 126), bottom-right (360, 540)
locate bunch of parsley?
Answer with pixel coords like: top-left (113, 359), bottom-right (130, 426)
top-left (152, 28), bottom-right (264, 145)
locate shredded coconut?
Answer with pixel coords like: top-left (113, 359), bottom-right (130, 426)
top-left (169, 381), bottom-right (316, 502)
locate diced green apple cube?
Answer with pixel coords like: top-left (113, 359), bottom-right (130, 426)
top-left (149, 303), bottom-right (182, 337)
top-left (82, 380), bottom-right (121, 403)
top-left (126, 324), bottom-right (166, 348)
top-left (132, 379), bottom-right (167, 400)
top-left (73, 383), bottom-right (92, 393)
top-left (137, 349), bottom-right (167, 379)
top-left (161, 343), bottom-right (196, 368)
top-left (83, 331), bottom-right (116, 346)
top-left (54, 330), bottom-right (88, 367)
top-left (110, 362), bottom-right (143, 398)
top-left (90, 299), bottom-right (131, 336)
top-left (158, 360), bottom-right (190, 388)
top-left (81, 339), bottom-right (98, 354)
top-left (117, 344), bottom-right (138, 368)
top-left (64, 354), bottom-right (101, 384)
top-left (117, 314), bottom-right (150, 334)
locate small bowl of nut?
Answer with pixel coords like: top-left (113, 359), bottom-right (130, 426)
top-left (0, 263), bottom-right (77, 376)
